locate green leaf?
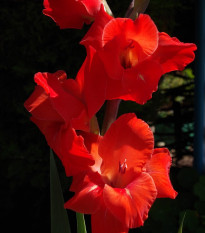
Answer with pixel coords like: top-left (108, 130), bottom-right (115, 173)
top-left (102, 0), bottom-right (113, 16)
top-left (76, 212), bottom-right (87, 233)
top-left (178, 212), bottom-right (186, 233)
top-left (194, 176), bottom-right (205, 201)
top-left (50, 149), bottom-right (71, 233)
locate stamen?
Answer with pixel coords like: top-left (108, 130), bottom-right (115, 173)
top-left (119, 159), bottom-right (127, 174)
top-left (120, 40), bottom-right (138, 69)
top-left (142, 167), bottom-right (146, 172)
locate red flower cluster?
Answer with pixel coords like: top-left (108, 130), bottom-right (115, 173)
top-left (25, 1), bottom-right (197, 233)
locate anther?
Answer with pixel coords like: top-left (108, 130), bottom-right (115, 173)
top-left (119, 159), bottom-right (127, 174)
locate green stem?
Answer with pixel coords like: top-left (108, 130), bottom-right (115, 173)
top-left (103, 0), bottom-right (113, 16)
top-left (125, 0), bottom-right (150, 19)
top-left (101, 99), bottom-right (121, 135)
top-left (76, 212), bottom-right (87, 233)
top-left (125, 0), bottom-right (135, 18)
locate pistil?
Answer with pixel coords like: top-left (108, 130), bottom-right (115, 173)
top-left (119, 159), bottom-right (127, 174)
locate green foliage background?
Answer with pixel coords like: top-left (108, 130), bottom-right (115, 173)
top-left (1, 0), bottom-right (204, 233)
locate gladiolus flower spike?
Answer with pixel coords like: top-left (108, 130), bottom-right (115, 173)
top-left (24, 1), bottom-right (197, 233)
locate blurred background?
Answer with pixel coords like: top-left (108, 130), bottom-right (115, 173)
top-left (1, 0), bottom-right (205, 232)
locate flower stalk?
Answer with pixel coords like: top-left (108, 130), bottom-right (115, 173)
top-left (101, 99), bottom-right (121, 135)
top-left (103, 0), bottom-right (113, 16)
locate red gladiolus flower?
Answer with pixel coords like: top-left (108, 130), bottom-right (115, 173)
top-left (43, 0), bottom-right (102, 29)
top-left (24, 70), bottom-right (96, 176)
top-left (64, 114), bottom-right (177, 233)
top-left (81, 7), bottom-right (197, 104)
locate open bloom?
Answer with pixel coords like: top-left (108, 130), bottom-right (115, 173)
top-left (43, 0), bottom-right (102, 29)
top-left (24, 69), bottom-right (98, 176)
top-left (81, 7), bottom-right (197, 104)
top-left (65, 113), bottom-right (177, 233)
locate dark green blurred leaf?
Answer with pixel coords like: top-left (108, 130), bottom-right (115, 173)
top-left (194, 176), bottom-right (205, 201)
top-left (76, 212), bottom-right (87, 233)
top-left (183, 210), bottom-right (199, 232)
top-left (196, 227), bottom-right (205, 233)
top-left (194, 201), bottom-right (205, 215)
top-left (50, 149), bottom-right (71, 233)
top-left (177, 167), bottom-right (198, 189)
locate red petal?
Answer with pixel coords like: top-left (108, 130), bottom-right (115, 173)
top-left (123, 60), bottom-right (163, 103)
top-left (145, 148), bottom-right (178, 199)
top-left (30, 71), bottom-right (89, 130)
top-left (98, 15), bottom-right (158, 81)
top-left (69, 172), bottom-right (87, 193)
top-left (24, 85), bottom-right (62, 122)
top-left (79, 131), bottom-right (103, 173)
top-left (103, 14), bottom-right (158, 56)
top-left (103, 172), bottom-right (157, 228)
top-left (43, 0), bottom-right (100, 29)
top-left (63, 78), bottom-right (82, 100)
top-left (105, 59), bottom-right (163, 104)
top-left (30, 117), bottom-right (61, 152)
top-left (98, 114), bottom-right (154, 187)
top-left (44, 72), bottom-right (86, 126)
top-left (60, 127), bottom-right (95, 176)
top-left (31, 117), bottom-right (94, 176)
top-left (92, 207), bottom-right (128, 233)
top-left (60, 75), bottom-right (90, 130)
top-left (75, 53), bottom-right (87, 96)
top-left (81, 0), bottom-right (101, 15)
top-left (132, 14), bottom-right (158, 56)
top-left (151, 32), bottom-right (197, 73)
top-left (77, 46), bottom-right (107, 118)
top-left (81, 6), bottom-right (113, 49)
top-left (102, 18), bottom-right (124, 46)
top-left (98, 36), bottom-right (125, 80)
top-left (64, 173), bottom-right (103, 214)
